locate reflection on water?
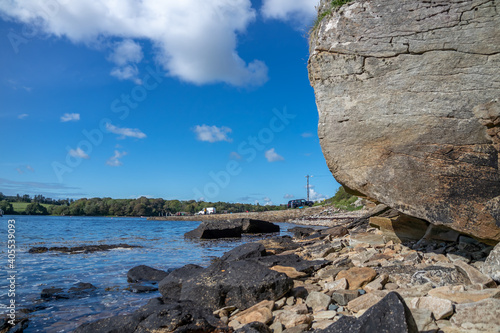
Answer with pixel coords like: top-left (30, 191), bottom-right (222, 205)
top-left (0, 216), bottom-right (299, 332)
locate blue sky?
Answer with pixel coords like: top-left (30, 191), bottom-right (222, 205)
top-left (0, 0), bottom-right (340, 205)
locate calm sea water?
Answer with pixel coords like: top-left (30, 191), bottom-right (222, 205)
top-left (0, 215), bottom-right (302, 332)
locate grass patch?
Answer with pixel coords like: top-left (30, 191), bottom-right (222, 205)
top-left (11, 202), bottom-right (53, 214)
top-left (310, 0), bottom-right (354, 33)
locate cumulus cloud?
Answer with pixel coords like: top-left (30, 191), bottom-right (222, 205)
top-left (18, 113), bottom-right (28, 119)
top-left (60, 113), bottom-right (80, 122)
top-left (194, 125), bottom-right (232, 143)
top-left (261, 0), bottom-right (318, 24)
top-left (284, 194), bottom-right (294, 199)
top-left (263, 197), bottom-right (273, 205)
top-left (69, 147), bottom-right (90, 159)
top-left (309, 188), bottom-right (326, 201)
top-left (26, 165), bottom-right (34, 172)
top-left (265, 148), bottom-right (284, 162)
top-left (0, 0), bottom-right (268, 86)
top-left (106, 123), bottom-right (146, 139)
top-left (106, 150), bottom-right (127, 167)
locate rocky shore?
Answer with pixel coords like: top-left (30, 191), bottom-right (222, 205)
top-left (70, 206), bottom-right (500, 333)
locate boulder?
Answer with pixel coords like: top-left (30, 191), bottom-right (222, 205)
top-left (239, 218), bottom-right (280, 234)
top-left (127, 265), bottom-right (169, 283)
top-left (320, 226), bottom-right (348, 238)
top-left (305, 291), bottom-right (331, 312)
top-left (159, 264), bottom-right (204, 300)
top-left (288, 227), bottom-right (315, 238)
top-left (220, 243), bottom-right (267, 262)
top-left (451, 298), bottom-right (500, 332)
top-left (336, 267), bottom-right (377, 290)
top-left (274, 310), bottom-right (313, 329)
top-left (253, 254), bottom-right (328, 275)
top-left (235, 322), bottom-right (272, 333)
top-left (179, 260), bottom-right (293, 311)
top-left (407, 297), bottom-right (453, 320)
top-left (454, 260), bottom-right (496, 288)
top-left (409, 309), bottom-right (439, 333)
top-left (331, 290), bottom-right (359, 306)
top-left (481, 242), bottom-right (500, 283)
top-left (184, 220), bottom-right (243, 239)
top-left (428, 285), bottom-right (500, 304)
top-left (270, 266), bottom-right (307, 279)
top-left (41, 282), bottom-right (97, 300)
top-left (317, 292), bottom-right (418, 333)
top-left (308, 0), bottom-right (500, 243)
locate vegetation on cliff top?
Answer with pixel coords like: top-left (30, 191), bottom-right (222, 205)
top-left (311, 0), bottom-right (353, 33)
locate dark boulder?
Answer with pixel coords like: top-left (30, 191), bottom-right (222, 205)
top-left (220, 243), bottom-right (267, 262)
top-left (184, 220), bottom-right (243, 239)
top-left (68, 282), bottom-right (97, 295)
top-left (74, 298), bottom-right (227, 333)
top-left (239, 219), bottom-right (280, 234)
top-left (321, 226), bottom-right (349, 238)
top-left (42, 282), bottom-right (97, 300)
top-left (127, 265), bottom-right (169, 283)
top-left (29, 244), bottom-right (141, 254)
top-left (179, 260), bottom-right (294, 311)
top-left (235, 322), bottom-right (273, 333)
top-left (288, 227), bottom-right (315, 238)
top-left (41, 287), bottom-right (68, 300)
top-left (28, 247), bottom-right (48, 254)
top-left (159, 264), bottom-right (204, 300)
top-left (315, 292), bottom-right (418, 333)
top-left (127, 283), bottom-right (158, 293)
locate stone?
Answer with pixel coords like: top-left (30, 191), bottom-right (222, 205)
top-left (158, 264), bottom-right (204, 300)
top-left (481, 242), bottom-right (500, 283)
top-left (312, 320), bottom-right (336, 330)
top-left (324, 278), bottom-right (348, 292)
top-left (314, 311), bottom-right (337, 321)
top-left (347, 291), bottom-right (389, 313)
top-left (454, 260), bottom-right (496, 288)
top-left (451, 298), bottom-right (500, 332)
top-left (377, 265), bottom-right (469, 288)
top-left (271, 266), bottom-right (307, 279)
top-left (410, 309), bottom-right (439, 333)
top-left (288, 227), bottom-right (315, 238)
top-left (336, 267), bottom-right (377, 290)
top-left (30, 243), bottom-right (141, 254)
top-left (331, 290), bottom-right (360, 306)
top-left (126, 265), bottom-right (169, 283)
top-left (269, 321), bottom-right (283, 333)
top-left (428, 285), bottom-right (500, 304)
top-left (408, 296), bottom-right (453, 320)
top-left (253, 254), bottom-right (328, 275)
top-left (127, 283), bottom-right (158, 293)
top-left (349, 233), bottom-right (385, 247)
top-left (184, 220), bottom-right (243, 239)
top-left (239, 219), bottom-right (280, 234)
top-left (221, 242), bottom-right (267, 262)
top-left (364, 274), bottom-right (389, 292)
top-left (274, 310), bottom-right (313, 329)
top-left (235, 322), bottom-right (272, 333)
top-left (305, 291), bottom-right (331, 312)
top-left (308, 0), bottom-right (500, 243)
top-left (41, 282), bottom-right (97, 300)
top-left (179, 259), bottom-right (293, 311)
top-left (321, 226), bottom-right (348, 238)
top-left (384, 283), bottom-right (399, 291)
top-left (317, 292), bottom-right (418, 333)
top-left (282, 323), bottom-right (310, 333)
top-left (234, 300), bottom-right (274, 325)
top-left (369, 214), bottom-right (428, 243)
top-left (258, 237), bottom-right (301, 254)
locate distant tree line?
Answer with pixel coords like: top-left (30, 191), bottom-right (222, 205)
top-left (0, 193), bottom-right (286, 216)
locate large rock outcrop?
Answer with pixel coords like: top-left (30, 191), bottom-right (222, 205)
top-left (308, 0), bottom-right (500, 243)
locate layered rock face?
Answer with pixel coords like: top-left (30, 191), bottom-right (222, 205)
top-left (308, 0), bottom-right (500, 242)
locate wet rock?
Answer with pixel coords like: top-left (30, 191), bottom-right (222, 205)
top-left (184, 220), bottom-right (243, 239)
top-left (127, 283), bottom-right (158, 293)
top-left (317, 292), bottom-right (418, 333)
top-left (179, 259), bottom-right (293, 311)
top-left (331, 290), bottom-right (360, 306)
top-left (221, 243), bottom-right (267, 262)
top-left (336, 267), bottom-right (377, 290)
top-left (28, 247), bottom-right (48, 254)
top-left (253, 254), bottom-right (328, 275)
top-left (481, 242), bottom-right (500, 283)
top-left (451, 298), bottom-right (500, 332)
top-left (305, 291), bottom-right (331, 312)
top-left (159, 264), bottom-right (204, 300)
top-left (454, 260), bottom-right (496, 288)
top-left (41, 282), bottom-right (97, 300)
top-left (235, 322), bottom-right (272, 333)
top-left (288, 227), bottom-right (315, 238)
top-left (258, 237), bottom-right (301, 254)
top-left (29, 244), bottom-right (140, 254)
top-left (1, 317), bottom-right (29, 333)
top-left (127, 265), bottom-right (169, 283)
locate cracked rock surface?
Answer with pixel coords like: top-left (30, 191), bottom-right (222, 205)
top-left (308, 0), bottom-right (500, 243)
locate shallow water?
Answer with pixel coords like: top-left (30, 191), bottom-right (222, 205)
top-left (0, 215), bottom-right (303, 332)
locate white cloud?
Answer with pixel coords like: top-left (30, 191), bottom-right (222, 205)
top-left (263, 197), bottom-right (273, 206)
top-left (265, 148), bottom-right (284, 162)
top-left (18, 113), bottom-right (28, 119)
top-left (108, 39), bottom-right (143, 83)
top-left (60, 113), bottom-right (80, 122)
top-left (106, 150), bottom-right (127, 167)
top-left (26, 165), bottom-right (34, 172)
top-left (309, 188), bottom-right (326, 201)
top-left (106, 123), bottom-right (146, 139)
top-left (301, 132), bottom-right (314, 138)
top-left (284, 194), bottom-right (294, 199)
top-left (194, 125), bottom-right (232, 143)
top-left (69, 147), bottom-right (90, 159)
top-left (16, 168), bottom-right (23, 174)
top-left (261, 0), bottom-right (318, 24)
top-left (0, 0), bottom-right (268, 87)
